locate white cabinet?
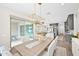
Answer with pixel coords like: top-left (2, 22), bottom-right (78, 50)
top-left (72, 38), bottom-right (79, 56)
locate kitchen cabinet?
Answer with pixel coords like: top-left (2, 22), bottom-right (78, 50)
top-left (65, 14), bottom-right (74, 33)
top-left (72, 38), bottom-right (79, 56)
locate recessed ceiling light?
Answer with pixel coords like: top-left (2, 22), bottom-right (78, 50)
top-left (47, 12), bottom-right (51, 15)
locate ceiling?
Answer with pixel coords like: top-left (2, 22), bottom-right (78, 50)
top-left (0, 3), bottom-right (79, 24)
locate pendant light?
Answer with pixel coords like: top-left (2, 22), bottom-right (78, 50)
top-left (28, 3), bottom-right (44, 24)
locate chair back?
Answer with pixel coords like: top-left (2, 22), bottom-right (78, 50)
top-left (48, 36), bottom-right (58, 56)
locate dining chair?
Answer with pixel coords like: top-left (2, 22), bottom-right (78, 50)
top-left (39, 36), bottom-right (59, 56)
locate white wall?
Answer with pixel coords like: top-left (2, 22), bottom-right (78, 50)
top-left (11, 22), bottom-right (18, 36)
top-left (0, 5), bottom-right (30, 50)
top-left (74, 14), bottom-right (77, 35)
top-left (74, 9), bottom-right (79, 35)
top-left (77, 10), bottom-right (79, 32)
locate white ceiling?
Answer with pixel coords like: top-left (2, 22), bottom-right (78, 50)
top-left (0, 3), bottom-right (79, 23)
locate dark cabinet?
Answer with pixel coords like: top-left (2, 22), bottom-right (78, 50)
top-left (50, 23), bottom-right (58, 38)
top-left (65, 14), bottom-right (74, 32)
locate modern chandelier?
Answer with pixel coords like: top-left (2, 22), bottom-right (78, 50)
top-left (28, 3), bottom-right (44, 24)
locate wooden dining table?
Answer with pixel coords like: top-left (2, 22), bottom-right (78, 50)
top-left (11, 38), bottom-right (53, 56)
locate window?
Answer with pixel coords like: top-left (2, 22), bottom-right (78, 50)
top-left (26, 24), bottom-right (33, 38)
top-left (20, 25), bottom-right (25, 36)
top-left (20, 24), bottom-right (33, 38)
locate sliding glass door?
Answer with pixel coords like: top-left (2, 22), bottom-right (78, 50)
top-left (10, 16), bottom-right (34, 47)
